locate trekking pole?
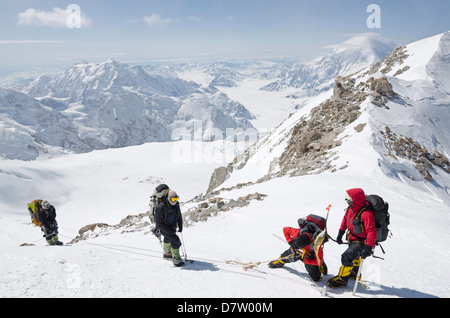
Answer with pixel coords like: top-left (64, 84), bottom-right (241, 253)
top-left (352, 258), bottom-right (365, 295)
top-left (180, 232), bottom-right (188, 261)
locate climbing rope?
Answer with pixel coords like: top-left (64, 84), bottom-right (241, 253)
top-left (225, 259), bottom-right (266, 271)
top-left (57, 234), bottom-right (265, 279)
top-left (225, 248), bottom-right (305, 271)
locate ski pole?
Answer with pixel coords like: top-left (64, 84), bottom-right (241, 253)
top-left (180, 232), bottom-right (188, 261)
top-left (352, 258), bottom-right (366, 295)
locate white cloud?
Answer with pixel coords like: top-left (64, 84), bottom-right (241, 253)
top-left (324, 33), bottom-right (396, 51)
top-left (0, 40), bottom-right (69, 44)
top-left (187, 16), bottom-right (202, 22)
top-left (143, 13), bottom-right (172, 26)
top-left (17, 7), bottom-right (92, 28)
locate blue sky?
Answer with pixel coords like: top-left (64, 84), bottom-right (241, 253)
top-left (0, 0), bottom-right (449, 73)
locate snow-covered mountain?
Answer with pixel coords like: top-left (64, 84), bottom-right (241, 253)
top-left (261, 34), bottom-right (397, 97)
top-left (1, 32), bottom-right (449, 299)
top-left (0, 60), bottom-right (255, 160)
top-left (208, 32), bottom-right (450, 206)
top-left (172, 35), bottom-right (397, 132)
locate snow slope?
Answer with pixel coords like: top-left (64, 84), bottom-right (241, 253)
top-left (1, 139), bottom-right (449, 298)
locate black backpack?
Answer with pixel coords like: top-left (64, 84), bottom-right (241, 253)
top-left (366, 194), bottom-right (390, 243)
top-left (299, 214), bottom-right (328, 252)
top-left (149, 184), bottom-right (170, 223)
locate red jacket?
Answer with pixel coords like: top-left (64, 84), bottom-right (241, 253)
top-left (339, 188), bottom-right (377, 248)
top-left (283, 226), bottom-right (324, 266)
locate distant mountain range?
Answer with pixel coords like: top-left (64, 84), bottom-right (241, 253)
top-left (0, 34), bottom-right (399, 161)
top-left (261, 33), bottom-right (397, 97)
top-left (0, 60), bottom-right (254, 160)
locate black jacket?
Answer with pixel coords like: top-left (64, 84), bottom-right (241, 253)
top-left (37, 205), bottom-right (57, 229)
top-left (155, 197), bottom-right (182, 233)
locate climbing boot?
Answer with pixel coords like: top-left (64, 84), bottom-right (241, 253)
top-left (171, 247), bottom-right (185, 267)
top-left (47, 235), bottom-right (63, 245)
top-left (349, 258), bottom-right (361, 279)
top-left (268, 258), bottom-right (285, 269)
top-left (326, 265), bottom-right (353, 288)
top-left (163, 242), bottom-right (172, 259)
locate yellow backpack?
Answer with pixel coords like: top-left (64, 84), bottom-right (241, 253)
top-left (27, 199), bottom-right (42, 227)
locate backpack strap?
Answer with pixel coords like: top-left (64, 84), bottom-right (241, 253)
top-left (355, 206), bottom-right (367, 220)
top-left (348, 206), bottom-right (368, 242)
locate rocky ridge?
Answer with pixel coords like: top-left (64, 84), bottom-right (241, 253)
top-left (68, 191), bottom-right (267, 243)
top-left (381, 126), bottom-right (450, 182)
top-left (206, 35), bottom-right (450, 193)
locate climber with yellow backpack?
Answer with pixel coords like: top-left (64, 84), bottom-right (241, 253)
top-left (27, 199), bottom-right (63, 245)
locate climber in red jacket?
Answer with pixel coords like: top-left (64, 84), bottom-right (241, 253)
top-left (327, 188), bottom-right (377, 288)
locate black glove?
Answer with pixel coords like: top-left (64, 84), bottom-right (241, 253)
top-left (361, 244), bottom-right (373, 259)
top-left (336, 230), bottom-right (345, 245)
top-left (288, 240), bottom-right (297, 249)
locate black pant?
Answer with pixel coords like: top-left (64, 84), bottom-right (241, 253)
top-left (341, 241), bottom-right (365, 266)
top-left (280, 248), bottom-right (324, 282)
top-left (41, 222), bottom-right (58, 239)
top-left (159, 228), bottom-right (181, 249)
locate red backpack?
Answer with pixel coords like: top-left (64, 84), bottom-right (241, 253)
top-left (306, 214), bottom-right (326, 231)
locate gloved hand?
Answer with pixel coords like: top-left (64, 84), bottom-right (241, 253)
top-left (336, 230), bottom-right (345, 245)
top-left (361, 244), bottom-right (373, 259)
top-left (288, 240), bottom-right (297, 249)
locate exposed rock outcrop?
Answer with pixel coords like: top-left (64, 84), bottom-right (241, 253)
top-left (68, 191), bottom-right (267, 243)
top-left (183, 192), bottom-right (267, 224)
top-left (69, 214), bottom-right (150, 244)
top-left (381, 126), bottom-right (450, 181)
top-left (278, 75), bottom-right (375, 176)
top-left (368, 77), bottom-right (396, 107)
top-left (207, 166), bottom-right (232, 193)
top-left (368, 46), bottom-right (409, 75)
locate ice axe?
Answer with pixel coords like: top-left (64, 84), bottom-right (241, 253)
top-left (313, 204), bottom-right (331, 272)
top-left (151, 227), bottom-right (162, 246)
top-left (325, 204), bottom-right (331, 224)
